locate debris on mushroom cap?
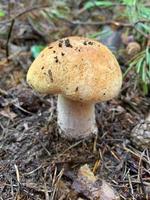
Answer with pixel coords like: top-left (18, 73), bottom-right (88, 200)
top-left (72, 164), bottom-right (120, 200)
top-left (27, 36), bottom-right (122, 102)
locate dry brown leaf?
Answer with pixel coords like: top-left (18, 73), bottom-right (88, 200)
top-left (0, 107), bottom-right (17, 120)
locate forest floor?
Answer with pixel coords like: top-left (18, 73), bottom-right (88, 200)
top-left (0, 1), bottom-right (150, 200)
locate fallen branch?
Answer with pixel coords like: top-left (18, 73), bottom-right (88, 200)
top-left (1, 4), bottom-right (150, 59)
top-left (5, 19), bottom-right (15, 58)
top-left (66, 19), bottom-right (150, 39)
top-left (0, 4), bottom-right (51, 25)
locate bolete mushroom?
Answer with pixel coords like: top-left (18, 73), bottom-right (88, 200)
top-left (27, 36), bottom-right (122, 139)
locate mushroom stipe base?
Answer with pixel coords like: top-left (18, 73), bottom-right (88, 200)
top-left (57, 95), bottom-right (98, 139)
top-left (58, 126), bottom-right (98, 140)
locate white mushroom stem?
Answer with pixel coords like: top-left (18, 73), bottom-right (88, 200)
top-left (146, 113), bottom-right (150, 121)
top-left (57, 95), bottom-right (97, 139)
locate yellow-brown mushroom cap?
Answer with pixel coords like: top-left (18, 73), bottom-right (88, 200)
top-left (27, 36), bottom-right (122, 102)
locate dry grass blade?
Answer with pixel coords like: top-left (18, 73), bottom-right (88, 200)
top-left (128, 171), bottom-right (135, 200)
top-left (50, 167), bottom-right (64, 200)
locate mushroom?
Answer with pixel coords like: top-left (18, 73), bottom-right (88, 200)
top-left (27, 36), bottom-right (122, 139)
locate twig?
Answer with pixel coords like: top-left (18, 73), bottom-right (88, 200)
top-left (70, 20), bottom-right (144, 27)
top-left (51, 167), bottom-right (57, 200)
top-left (138, 150), bottom-right (146, 197)
top-left (14, 164), bottom-right (21, 196)
top-left (13, 103), bottom-right (33, 115)
top-left (118, 180), bottom-right (150, 186)
top-left (106, 145), bottom-right (121, 161)
top-left (2, 182), bottom-right (52, 194)
top-left (59, 17), bottom-right (150, 39)
top-left (139, 175), bottom-right (147, 199)
top-left (123, 146), bottom-right (150, 165)
top-left (5, 19), bottom-right (15, 59)
top-left (35, 136), bottom-right (51, 156)
top-left (128, 171), bottom-right (135, 200)
top-left (44, 181), bottom-right (50, 200)
top-left (0, 3), bottom-right (149, 39)
top-left (1, 4), bottom-right (149, 28)
top-left (0, 4), bottom-right (51, 25)
top-left (23, 165), bottom-right (42, 175)
top-left (14, 164), bottom-right (20, 184)
top-left (52, 167), bottom-right (57, 187)
top-left (92, 160), bottom-right (100, 174)
top-left (67, 19), bottom-right (150, 39)
top-left (3, 5), bottom-right (50, 59)
top-left (0, 88), bottom-right (8, 96)
top-left (137, 150), bottom-right (145, 181)
top-left (93, 134), bottom-right (98, 153)
top-left (51, 168), bottom-right (64, 200)
top-left (1, 4), bottom-right (149, 29)
top-left (134, 26), bottom-right (150, 39)
top-left (10, 178), bottom-right (14, 199)
top-left (57, 139), bottom-right (83, 158)
top-left (0, 89), bottom-right (34, 115)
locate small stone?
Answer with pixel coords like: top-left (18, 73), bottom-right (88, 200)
top-left (131, 120), bottom-right (150, 149)
top-left (72, 164), bottom-right (120, 200)
top-left (126, 42), bottom-right (141, 57)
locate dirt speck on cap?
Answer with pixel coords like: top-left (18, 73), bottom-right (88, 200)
top-left (48, 69), bottom-right (53, 82)
top-left (83, 41), bottom-right (87, 45)
top-left (75, 87), bottom-right (79, 92)
top-left (65, 39), bottom-right (73, 48)
top-left (88, 41), bottom-right (93, 45)
top-left (54, 56), bottom-right (59, 63)
top-left (58, 40), bottom-right (63, 47)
